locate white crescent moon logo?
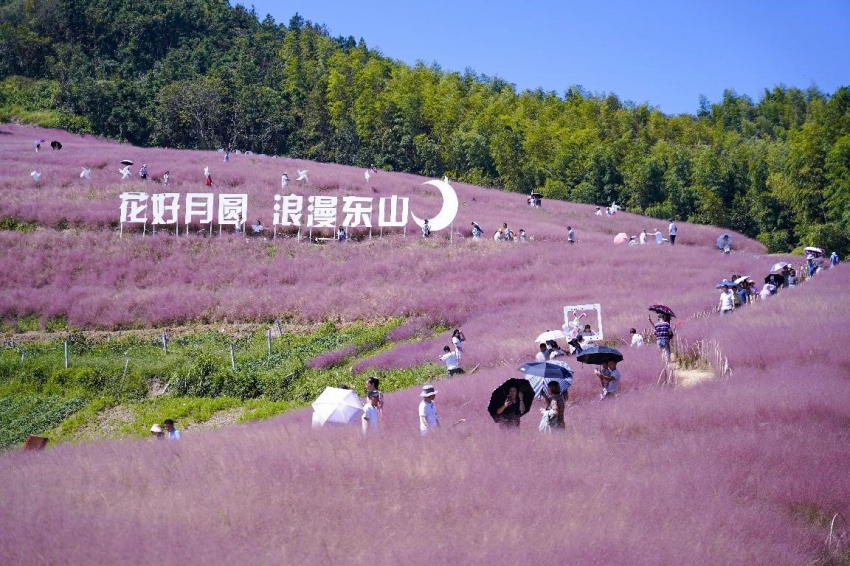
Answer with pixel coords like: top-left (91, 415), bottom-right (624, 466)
top-left (411, 179), bottom-right (459, 232)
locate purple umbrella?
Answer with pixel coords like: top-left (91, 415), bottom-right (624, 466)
top-left (648, 305), bottom-right (676, 318)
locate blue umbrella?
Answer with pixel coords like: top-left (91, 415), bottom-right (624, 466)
top-left (518, 361), bottom-right (574, 397)
top-left (518, 361), bottom-right (573, 379)
top-left (716, 234), bottom-right (733, 250)
top-left (715, 280), bottom-right (737, 288)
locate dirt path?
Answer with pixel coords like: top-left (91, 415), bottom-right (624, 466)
top-left (674, 367), bottom-right (715, 387)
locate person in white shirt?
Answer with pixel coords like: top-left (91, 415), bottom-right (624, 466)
top-left (365, 377), bottom-right (384, 416)
top-left (440, 346), bottom-right (463, 376)
top-left (418, 385), bottom-right (439, 434)
top-left (655, 229), bottom-right (664, 244)
top-left (630, 328), bottom-right (644, 347)
top-left (535, 343), bottom-right (550, 362)
top-left (451, 329), bottom-right (466, 358)
top-left (362, 391), bottom-right (380, 435)
top-left (639, 229), bottom-right (647, 245)
top-left (719, 286), bottom-right (735, 315)
top-left (668, 221), bottom-right (678, 245)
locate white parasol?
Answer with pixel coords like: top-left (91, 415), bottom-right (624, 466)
top-left (311, 387), bottom-right (363, 427)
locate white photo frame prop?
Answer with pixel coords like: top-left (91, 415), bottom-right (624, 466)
top-left (562, 303), bottom-right (603, 343)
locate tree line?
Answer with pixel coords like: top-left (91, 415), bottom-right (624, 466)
top-left (1, 0), bottom-right (848, 254)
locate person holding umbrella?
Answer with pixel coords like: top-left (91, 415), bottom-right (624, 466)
top-left (494, 385), bottom-right (527, 428)
top-left (596, 361), bottom-right (621, 400)
top-left (650, 313), bottom-right (673, 362)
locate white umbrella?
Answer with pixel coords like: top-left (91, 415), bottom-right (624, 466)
top-left (311, 387), bottom-right (363, 426)
top-left (534, 330), bottom-right (567, 343)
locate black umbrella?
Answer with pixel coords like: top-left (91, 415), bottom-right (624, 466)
top-left (648, 304), bottom-right (675, 318)
top-left (576, 346), bottom-right (624, 365)
top-left (488, 378), bottom-right (535, 423)
top-left (765, 273), bottom-right (784, 286)
top-left (120, 159), bottom-right (134, 166)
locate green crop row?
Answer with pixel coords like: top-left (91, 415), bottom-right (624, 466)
top-left (1, 318), bottom-right (441, 449)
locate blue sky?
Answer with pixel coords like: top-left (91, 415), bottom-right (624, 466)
top-left (245, 0), bottom-right (848, 115)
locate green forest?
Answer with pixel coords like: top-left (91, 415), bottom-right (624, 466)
top-left (1, 0), bottom-right (849, 254)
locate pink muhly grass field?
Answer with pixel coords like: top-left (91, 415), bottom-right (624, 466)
top-left (2, 125), bottom-right (849, 564)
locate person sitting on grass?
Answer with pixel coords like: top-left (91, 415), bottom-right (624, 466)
top-left (546, 340), bottom-right (566, 358)
top-left (567, 335), bottom-right (585, 355)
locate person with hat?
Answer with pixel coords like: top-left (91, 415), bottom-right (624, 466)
top-left (418, 385), bottom-right (440, 434)
top-left (150, 424), bottom-right (165, 439)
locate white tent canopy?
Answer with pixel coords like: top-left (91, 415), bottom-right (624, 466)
top-left (311, 387), bottom-right (363, 427)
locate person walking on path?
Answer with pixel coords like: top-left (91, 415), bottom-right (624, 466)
top-left (362, 391), bottom-right (380, 435)
top-left (668, 220), bottom-right (678, 245)
top-left (567, 226), bottom-right (575, 244)
top-left (719, 286), bottom-right (735, 315)
top-left (365, 377), bottom-right (384, 416)
top-left (164, 419), bottom-right (181, 440)
top-left (418, 385), bottom-right (440, 434)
